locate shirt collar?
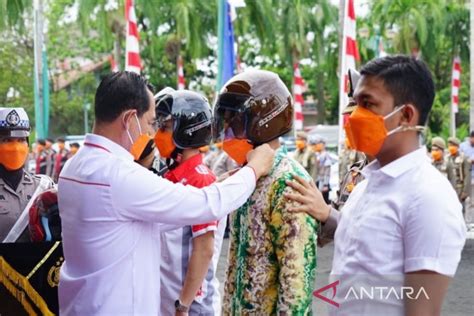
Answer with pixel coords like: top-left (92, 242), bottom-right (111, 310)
top-left (361, 147), bottom-right (429, 179)
top-left (83, 133), bottom-right (133, 160)
top-left (166, 153), bottom-right (203, 181)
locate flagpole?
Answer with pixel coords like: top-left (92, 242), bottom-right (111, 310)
top-left (451, 56), bottom-right (461, 138)
top-left (451, 106), bottom-right (456, 138)
top-left (337, 0), bottom-right (347, 155)
top-left (217, 0), bottom-right (225, 91)
top-left (33, 0), bottom-right (44, 140)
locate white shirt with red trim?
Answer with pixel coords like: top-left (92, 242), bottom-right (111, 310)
top-left (57, 134), bottom-right (257, 316)
top-left (160, 154), bottom-right (225, 315)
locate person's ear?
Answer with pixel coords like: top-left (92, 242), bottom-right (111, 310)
top-left (122, 110), bottom-right (136, 129)
top-left (401, 104), bottom-right (418, 125)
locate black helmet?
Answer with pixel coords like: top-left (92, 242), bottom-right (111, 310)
top-left (213, 69), bottom-right (293, 145)
top-left (155, 90), bottom-right (212, 148)
top-left (0, 107), bottom-right (30, 138)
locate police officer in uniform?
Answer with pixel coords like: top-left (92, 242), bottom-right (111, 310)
top-left (431, 136), bottom-right (454, 180)
top-left (0, 108), bottom-right (55, 242)
top-left (294, 131), bottom-right (314, 175)
top-left (447, 137), bottom-right (471, 210)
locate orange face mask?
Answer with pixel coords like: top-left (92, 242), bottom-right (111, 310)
top-left (0, 142), bottom-right (29, 171)
top-left (431, 150), bottom-right (443, 161)
top-left (315, 143), bottom-right (324, 152)
top-left (295, 140), bottom-right (306, 150)
top-left (223, 139), bottom-right (254, 165)
top-left (154, 130), bottom-right (176, 158)
top-left (448, 145), bottom-right (458, 156)
top-left (344, 105), bottom-right (406, 157)
top-left (126, 114), bottom-right (153, 161)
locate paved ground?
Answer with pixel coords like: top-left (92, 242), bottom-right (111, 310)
top-left (217, 238), bottom-right (474, 315)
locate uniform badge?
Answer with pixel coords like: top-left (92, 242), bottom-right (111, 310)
top-left (47, 256), bottom-right (64, 288)
top-left (6, 109), bottom-right (20, 126)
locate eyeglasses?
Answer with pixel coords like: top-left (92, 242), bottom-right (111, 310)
top-left (153, 115), bottom-right (172, 131)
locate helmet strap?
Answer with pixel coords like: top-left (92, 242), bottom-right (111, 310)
top-left (166, 147), bottom-right (184, 170)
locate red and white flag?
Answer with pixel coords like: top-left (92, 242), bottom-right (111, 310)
top-left (109, 55), bottom-right (119, 72)
top-left (125, 0), bottom-right (141, 73)
top-left (293, 62), bottom-right (305, 130)
top-left (451, 56), bottom-right (461, 114)
top-left (236, 54), bottom-right (243, 73)
top-left (338, 0), bottom-right (360, 151)
top-left (177, 55), bottom-right (185, 90)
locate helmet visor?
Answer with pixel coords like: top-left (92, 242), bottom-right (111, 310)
top-left (213, 93), bottom-right (251, 142)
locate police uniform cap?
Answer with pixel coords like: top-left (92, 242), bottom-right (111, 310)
top-left (296, 131), bottom-right (307, 140)
top-left (431, 136), bottom-right (446, 150)
top-left (0, 107), bottom-right (30, 138)
top-left (308, 134), bottom-right (326, 145)
top-left (448, 137), bottom-right (460, 146)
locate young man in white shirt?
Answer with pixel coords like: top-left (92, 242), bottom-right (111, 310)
top-left (285, 55), bottom-right (466, 315)
top-left (57, 71), bottom-right (275, 315)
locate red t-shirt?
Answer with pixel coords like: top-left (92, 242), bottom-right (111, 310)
top-left (164, 153), bottom-right (217, 234)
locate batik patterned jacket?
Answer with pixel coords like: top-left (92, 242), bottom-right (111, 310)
top-left (223, 147), bottom-right (318, 315)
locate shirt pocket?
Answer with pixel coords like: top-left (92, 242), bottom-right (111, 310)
top-left (355, 214), bottom-right (402, 263)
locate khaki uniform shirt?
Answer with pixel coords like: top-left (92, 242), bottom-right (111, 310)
top-left (339, 149), bottom-right (365, 181)
top-left (448, 153), bottom-right (471, 199)
top-left (432, 158), bottom-right (454, 181)
top-left (293, 147), bottom-right (313, 175)
top-left (0, 171), bottom-right (54, 242)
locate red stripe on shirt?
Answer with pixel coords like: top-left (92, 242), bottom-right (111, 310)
top-left (59, 176), bottom-right (110, 187)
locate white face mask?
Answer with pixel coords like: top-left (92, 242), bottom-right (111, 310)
top-left (385, 105), bottom-right (425, 137)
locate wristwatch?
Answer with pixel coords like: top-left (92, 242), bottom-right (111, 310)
top-left (174, 299), bottom-right (189, 312)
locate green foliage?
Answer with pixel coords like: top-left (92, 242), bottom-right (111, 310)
top-left (0, 32), bottom-right (35, 121)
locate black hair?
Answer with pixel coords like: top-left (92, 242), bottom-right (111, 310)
top-left (360, 55), bottom-right (435, 125)
top-left (94, 71), bottom-right (155, 123)
top-left (37, 139), bottom-right (46, 146)
top-left (70, 142), bottom-right (80, 148)
top-left (46, 138), bottom-right (54, 143)
top-left (470, 131), bottom-right (474, 138)
top-left (56, 137), bottom-right (65, 143)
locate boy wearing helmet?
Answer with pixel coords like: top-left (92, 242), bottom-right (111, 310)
top-left (155, 90), bottom-right (226, 315)
top-left (0, 107), bottom-right (55, 242)
top-left (214, 70), bottom-right (318, 315)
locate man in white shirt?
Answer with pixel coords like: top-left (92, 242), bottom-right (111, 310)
top-left (57, 71), bottom-right (274, 315)
top-left (285, 55), bottom-right (466, 315)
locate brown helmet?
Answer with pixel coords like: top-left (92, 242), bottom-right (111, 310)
top-left (213, 69), bottom-right (293, 145)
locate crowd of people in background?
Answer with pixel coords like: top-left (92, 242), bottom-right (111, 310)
top-left (1, 55), bottom-right (470, 315)
top-left (31, 138), bottom-right (80, 182)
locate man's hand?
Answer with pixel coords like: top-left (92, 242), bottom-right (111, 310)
top-left (284, 175), bottom-right (331, 223)
top-left (246, 144), bottom-right (275, 178)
